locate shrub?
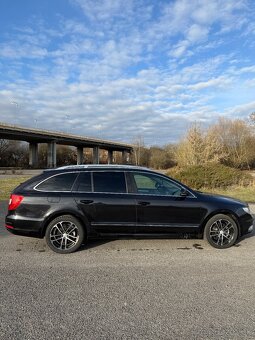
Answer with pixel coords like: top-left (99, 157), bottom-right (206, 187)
top-left (166, 163), bottom-right (253, 189)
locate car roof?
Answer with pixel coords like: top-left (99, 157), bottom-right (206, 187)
top-left (44, 164), bottom-right (150, 172)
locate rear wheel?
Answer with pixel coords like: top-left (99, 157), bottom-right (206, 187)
top-left (204, 214), bottom-right (238, 249)
top-left (45, 215), bottom-right (84, 254)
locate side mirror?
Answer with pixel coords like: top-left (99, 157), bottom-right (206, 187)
top-left (180, 189), bottom-right (189, 197)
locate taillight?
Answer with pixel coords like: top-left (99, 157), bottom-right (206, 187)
top-left (8, 194), bottom-right (24, 210)
top-left (5, 224), bottom-right (14, 229)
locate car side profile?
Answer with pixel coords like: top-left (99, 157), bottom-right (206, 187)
top-left (5, 165), bottom-right (254, 253)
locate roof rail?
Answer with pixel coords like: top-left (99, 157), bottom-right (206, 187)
top-left (55, 164), bottom-right (148, 170)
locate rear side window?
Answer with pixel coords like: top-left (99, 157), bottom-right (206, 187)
top-left (35, 173), bottom-right (78, 191)
top-left (93, 172), bottom-right (126, 193)
top-left (76, 172), bottom-right (92, 192)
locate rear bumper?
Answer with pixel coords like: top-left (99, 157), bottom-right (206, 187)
top-left (5, 215), bottom-right (44, 238)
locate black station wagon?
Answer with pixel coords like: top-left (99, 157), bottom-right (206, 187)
top-left (5, 165), bottom-right (253, 253)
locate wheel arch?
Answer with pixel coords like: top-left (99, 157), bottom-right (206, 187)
top-left (41, 210), bottom-right (89, 238)
top-left (199, 209), bottom-right (241, 237)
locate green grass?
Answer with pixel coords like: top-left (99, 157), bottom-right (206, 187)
top-left (0, 176), bottom-right (32, 200)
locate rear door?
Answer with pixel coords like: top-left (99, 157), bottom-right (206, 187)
top-left (74, 171), bottom-right (136, 234)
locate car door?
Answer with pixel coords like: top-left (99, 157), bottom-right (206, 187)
top-left (128, 171), bottom-right (207, 234)
top-left (74, 171), bottom-right (136, 234)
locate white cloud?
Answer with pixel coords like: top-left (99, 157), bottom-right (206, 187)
top-left (72, 0), bottom-right (135, 22)
top-left (228, 65), bottom-right (255, 75)
top-left (0, 43), bottom-right (48, 59)
top-left (225, 101), bottom-right (255, 118)
top-left (0, 0), bottom-right (254, 144)
top-left (170, 41), bottom-right (189, 58)
top-left (186, 24), bottom-right (208, 43)
top-left (188, 76), bottom-right (233, 91)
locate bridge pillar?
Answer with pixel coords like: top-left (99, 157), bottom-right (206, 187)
top-left (122, 150), bottom-right (129, 164)
top-left (47, 141), bottom-right (57, 168)
top-left (77, 146), bottom-right (83, 165)
top-left (29, 142), bottom-right (38, 168)
top-left (93, 146), bottom-right (99, 164)
top-left (107, 150), bottom-right (113, 164)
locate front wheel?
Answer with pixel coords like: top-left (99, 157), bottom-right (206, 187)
top-left (204, 214), bottom-right (239, 249)
top-left (45, 215), bottom-right (85, 254)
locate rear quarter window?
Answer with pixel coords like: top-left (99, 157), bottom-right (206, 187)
top-left (75, 172), bottom-right (92, 192)
top-left (35, 173), bottom-right (78, 191)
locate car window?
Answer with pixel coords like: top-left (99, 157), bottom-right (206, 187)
top-left (132, 172), bottom-right (183, 196)
top-left (76, 172), bottom-right (92, 192)
top-left (36, 173), bottom-right (78, 191)
top-left (93, 172), bottom-right (126, 193)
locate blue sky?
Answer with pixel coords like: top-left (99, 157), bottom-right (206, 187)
top-left (0, 0), bottom-right (255, 145)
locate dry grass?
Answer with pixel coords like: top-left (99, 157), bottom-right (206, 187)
top-left (0, 176), bottom-right (32, 200)
top-left (0, 175), bottom-right (254, 203)
top-left (201, 186), bottom-right (255, 203)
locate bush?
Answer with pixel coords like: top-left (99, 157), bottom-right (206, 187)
top-left (149, 146), bottom-right (176, 169)
top-left (166, 163), bottom-right (253, 189)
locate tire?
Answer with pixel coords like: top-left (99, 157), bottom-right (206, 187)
top-left (45, 215), bottom-right (85, 254)
top-left (204, 214), bottom-right (239, 249)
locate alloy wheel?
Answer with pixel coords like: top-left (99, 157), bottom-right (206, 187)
top-left (209, 219), bottom-right (235, 247)
top-left (50, 221), bottom-right (79, 251)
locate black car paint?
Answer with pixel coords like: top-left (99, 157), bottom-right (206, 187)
top-left (5, 167), bottom-right (253, 240)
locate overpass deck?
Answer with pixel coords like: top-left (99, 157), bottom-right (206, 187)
top-left (0, 122), bottom-right (133, 167)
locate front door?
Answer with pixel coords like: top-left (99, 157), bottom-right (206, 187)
top-left (129, 171), bottom-right (207, 234)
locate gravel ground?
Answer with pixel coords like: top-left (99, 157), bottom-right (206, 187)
top-left (0, 201), bottom-right (255, 340)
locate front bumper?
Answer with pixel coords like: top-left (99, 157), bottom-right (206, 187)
top-left (247, 224), bottom-right (254, 233)
top-left (238, 212), bottom-right (254, 236)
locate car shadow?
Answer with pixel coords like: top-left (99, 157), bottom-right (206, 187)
top-left (77, 234), bottom-right (201, 252)
top-left (239, 230), bottom-right (255, 241)
top-left (78, 226), bottom-right (255, 251)
top-left (78, 239), bottom-right (115, 251)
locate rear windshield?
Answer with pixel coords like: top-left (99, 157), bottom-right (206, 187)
top-left (35, 173), bottom-right (78, 191)
top-left (12, 173), bottom-right (46, 192)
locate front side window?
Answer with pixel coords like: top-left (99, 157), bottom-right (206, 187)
top-left (93, 172), bottom-right (126, 193)
top-left (132, 172), bottom-right (183, 196)
top-left (36, 173), bottom-right (78, 191)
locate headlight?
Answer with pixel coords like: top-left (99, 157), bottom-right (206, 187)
top-left (242, 207), bottom-right (250, 214)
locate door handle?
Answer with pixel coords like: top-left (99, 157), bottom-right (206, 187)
top-left (80, 200), bottom-right (94, 205)
top-left (138, 201), bottom-right (150, 206)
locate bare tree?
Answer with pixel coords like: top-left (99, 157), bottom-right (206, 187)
top-left (249, 112), bottom-right (255, 125)
top-left (149, 145), bottom-right (176, 169)
top-left (0, 139), bottom-right (10, 165)
top-left (0, 139), bottom-right (9, 155)
top-left (211, 117), bottom-right (254, 169)
top-left (57, 145), bottom-right (76, 166)
top-left (132, 136), bottom-right (149, 166)
top-left (176, 123), bottom-right (226, 167)
top-left (176, 124), bottom-right (205, 166)
top-left (0, 140), bottom-right (29, 167)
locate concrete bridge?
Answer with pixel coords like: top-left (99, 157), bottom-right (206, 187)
top-left (0, 122), bottom-right (133, 168)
